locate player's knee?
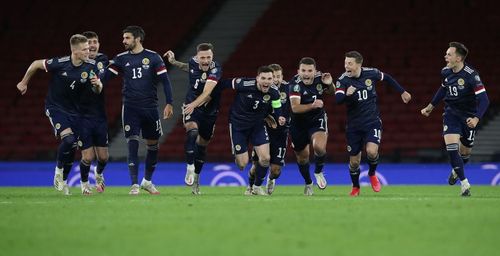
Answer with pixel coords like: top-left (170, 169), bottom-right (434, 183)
top-left (80, 159), bottom-right (91, 166)
top-left (258, 157), bottom-right (270, 168)
top-left (81, 154), bottom-right (94, 163)
top-left (349, 160), bottom-right (360, 170)
top-left (313, 145), bottom-right (326, 157)
top-left (366, 150), bottom-right (379, 160)
top-left (97, 153), bottom-right (109, 163)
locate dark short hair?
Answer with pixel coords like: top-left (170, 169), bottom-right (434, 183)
top-left (268, 64), bottom-right (283, 72)
top-left (123, 25), bottom-right (145, 43)
top-left (345, 51), bottom-right (363, 64)
top-left (299, 57), bottom-right (316, 67)
top-left (197, 43), bottom-right (213, 52)
top-left (82, 31), bottom-right (98, 40)
top-left (70, 34), bottom-right (88, 46)
top-left (257, 66), bottom-right (274, 75)
top-left (449, 42), bottom-right (468, 60)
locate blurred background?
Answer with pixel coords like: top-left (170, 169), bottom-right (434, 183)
top-left (1, 0), bottom-right (499, 164)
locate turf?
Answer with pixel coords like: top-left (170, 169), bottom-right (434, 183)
top-left (1, 185), bottom-right (499, 256)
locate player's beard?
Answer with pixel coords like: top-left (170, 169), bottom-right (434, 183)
top-left (124, 42), bottom-right (136, 51)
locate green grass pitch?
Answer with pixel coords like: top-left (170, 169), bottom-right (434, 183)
top-left (1, 186), bottom-right (499, 256)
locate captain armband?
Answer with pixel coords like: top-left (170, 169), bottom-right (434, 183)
top-left (271, 99), bottom-right (282, 109)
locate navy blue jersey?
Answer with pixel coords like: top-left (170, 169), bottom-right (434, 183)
top-left (289, 73), bottom-right (329, 123)
top-left (108, 49), bottom-right (168, 108)
top-left (229, 78), bottom-right (281, 131)
top-left (336, 67), bottom-right (384, 129)
top-left (185, 57), bottom-right (222, 115)
top-left (79, 53), bottom-right (109, 118)
top-left (441, 64), bottom-right (485, 117)
top-left (44, 56), bottom-right (99, 115)
top-left (267, 81), bottom-right (291, 130)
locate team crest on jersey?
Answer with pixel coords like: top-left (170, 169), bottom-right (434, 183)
top-left (458, 78), bottom-right (465, 86)
top-left (293, 84), bottom-right (300, 92)
top-left (201, 72), bottom-right (207, 81)
top-left (443, 125), bottom-right (448, 132)
top-left (142, 58), bottom-right (150, 69)
top-left (80, 72), bottom-right (88, 83)
top-left (365, 79), bottom-right (372, 86)
top-left (211, 68), bottom-right (218, 74)
top-left (280, 92), bottom-right (287, 100)
top-left (235, 145), bottom-right (241, 151)
top-left (55, 123), bottom-right (61, 130)
top-left (316, 84), bottom-right (323, 91)
top-left (97, 62), bottom-right (104, 70)
top-left (124, 125), bottom-right (130, 132)
top-left (263, 94), bottom-right (271, 102)
top-left (335, 81), bottom-right (341, 88)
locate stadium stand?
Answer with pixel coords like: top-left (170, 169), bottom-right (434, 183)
top-left (2, 0), bottom-right (497, 162)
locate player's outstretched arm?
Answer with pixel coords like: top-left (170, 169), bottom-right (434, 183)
top-left (163, 50), bottom-right (189, 72)
top-left (421, 86), bottom-right (446, 117)
top-left (16, 59), bottom-right (45, 95)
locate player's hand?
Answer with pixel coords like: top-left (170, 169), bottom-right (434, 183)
top-left (90, 77), bottom-right (103, 93)
top-left (466, 117), bottom-right (479, 128)
top-left (278, 116), bottom-right (286, 126)
top-left (264, 115), bottom-right (277, 129)
top-left (17, 81), bottom-right (28, 95)
top-left (420, 104), bottom-right (434, 117)
top-left (321, 73), bottom-right (333, 85)
top-left (311, 99), bottom-right (324, 109)
top-left (163, 50), bottom-right (176, 64)
top-left (401, 91), bottom-right (412, 103)
top-left (183, 102), bottom-right (195, 115)
top-left (346, 85), bottom-right (356, 96)
top-left (163, 104), bottom-right (173, 119)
